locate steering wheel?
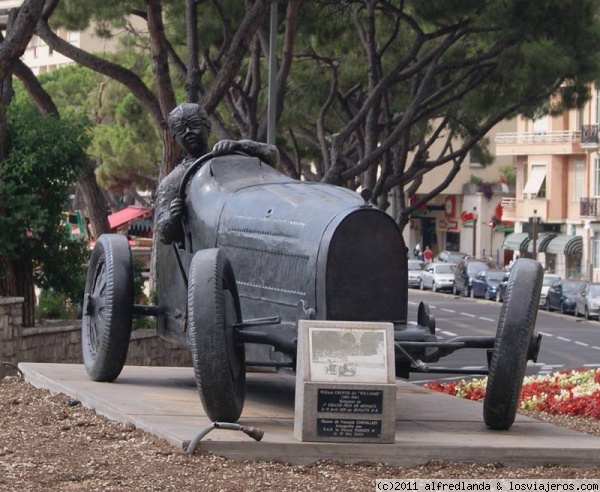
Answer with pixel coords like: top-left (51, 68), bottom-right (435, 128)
top-left (178, 152), bottom-right (216, 201)
top-left (178, 150), bottom-right (252, 201)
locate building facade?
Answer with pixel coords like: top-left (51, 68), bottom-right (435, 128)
top-left (495, 89), bottom-right (600, 280)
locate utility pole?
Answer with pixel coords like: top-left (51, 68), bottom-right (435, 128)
top-left (472, 207), bottom-right (477, 256)
top-left (531, 210), bottom-right (538, 261)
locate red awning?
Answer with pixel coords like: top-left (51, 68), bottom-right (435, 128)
top-left (108, 207), bottom-right (152, 230)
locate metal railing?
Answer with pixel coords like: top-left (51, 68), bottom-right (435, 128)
top-left (501, 197), bottom-right (516, 211)
top-left (495, 131), bottom-right (580, 145)
top-left (580, 197), bottom-right (600, 217)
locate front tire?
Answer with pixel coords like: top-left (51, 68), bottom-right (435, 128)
top-left (483, 259), bottom-right (543, 430)
top-left (188, 249), bottom-right (246, 422)
top-left (432, 282), bottom-right (437, 293)
top-left (82, 234), bottom-right (134, 382)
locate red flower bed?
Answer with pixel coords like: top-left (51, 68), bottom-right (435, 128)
top-left (423, 369), bottom-right (600, 419)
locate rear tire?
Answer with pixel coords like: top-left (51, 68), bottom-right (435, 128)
top-left (483, 259), bottom-right (543, 430)
top-left (82, 234), bottom-right (134, 382)
top-left (188, 249), bottom-right (246, 422)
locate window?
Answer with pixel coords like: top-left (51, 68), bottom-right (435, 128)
top-left (573, 161), bottom-right (584, 202)
top-left (595, 155), bottom-right (600, 196)
top-left (533, 116), bottom-right (549, 134)
top-left (595, 231), bottom-right (600, 269)
top-left (596, 88), bottom-right (600, 124)
top-left (576, 108), bottom-right (584, 132)
top-left (523, 165), bottom-right (547, 197)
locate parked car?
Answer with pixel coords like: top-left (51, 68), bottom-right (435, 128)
top-left (453, 257), bottom-right (499, 297)
top-left (546, 278), bottom-right (586, 314)
top-left (407, 259), bottom-right (425, 289)
top-left (574, 282), bottom-right (600, 320)
top-left (434, 250), bottom-right (469, 264)
top-left (420, 262), bottom-right (456, 292)
top-left (470, 269), bottom-right (507, 300)
top-left (539, 273), bottom-right (561, 309)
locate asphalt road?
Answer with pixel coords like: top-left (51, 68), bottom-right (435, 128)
top-left (406, 288), bottom-right (600, 384)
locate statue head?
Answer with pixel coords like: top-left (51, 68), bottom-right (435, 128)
top-left (167, 103), bottom-right (211, 157)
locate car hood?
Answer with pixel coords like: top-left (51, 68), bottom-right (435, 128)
top-left (435, 274), bottom-right (455, 281)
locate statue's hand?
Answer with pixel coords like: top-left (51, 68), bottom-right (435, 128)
top-left (212, 140), bottom-right (238, 156)
top-left (169, 198), bottom-right (185, 219)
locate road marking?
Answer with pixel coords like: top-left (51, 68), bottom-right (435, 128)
top-left (536, 363), bottom-right (564, 375)
top-left (479, 317), bottom-right (495, 322)
top-left (557, 336), bottom-right (572, 342)
top-left (441, 308), bottom-right (455, 313)
top-left (440, 330), bottom-right (457, 337)
top-left (460, 312), bottom-right (475, 317)
top-left (574, 341), bottom-right (589, 347)
top-left (584, 363), bottom-right (600, 368)
top-left (538, 331), bottom-right (552, 337)
top-left (593, 346), bottom-right (600, 350)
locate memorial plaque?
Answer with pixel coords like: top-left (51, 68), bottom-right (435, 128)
top-left (318, 389), bottom-right (383, 414)
top-left (317, 418), bottom-right (382, 438)
top-left (294, 320), bottom-right (396, 443)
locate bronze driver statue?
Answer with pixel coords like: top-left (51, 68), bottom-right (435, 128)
top-left (155, 103), bottom-right (280, 244)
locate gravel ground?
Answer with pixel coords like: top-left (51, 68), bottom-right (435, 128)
top-left (1, 376), bottom-right (599, 492)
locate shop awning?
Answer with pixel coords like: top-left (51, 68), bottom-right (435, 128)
top-left (545, 235), bottom-right (583, 256)
top-left (523, 166), bottom-right (547, 195)
top-left (502, 232), bottom-right (530, 251)
top-left (495, 225), bottom-right (515, 233)
top-left (108, 207), bottom-right (152, 230)
top-left (526, 232), bottom-right (557, 253)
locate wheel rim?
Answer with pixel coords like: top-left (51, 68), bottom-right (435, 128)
top-left (84, 258), bottom-right (108, 357)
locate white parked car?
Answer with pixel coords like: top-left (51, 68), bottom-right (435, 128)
top-left (408, 259), bottom-right (425, 289)
top-left (421, 262), bottom-right (456, 292)
top-left (540, 273), bottom-right (561, 308)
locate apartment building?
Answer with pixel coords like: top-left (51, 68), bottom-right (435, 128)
top-left (0, 0), bottom-right (126, 75)
top-left (400, 119), bottom-right (517, 267)
top-left (495, 90), bottom-right (600, 280)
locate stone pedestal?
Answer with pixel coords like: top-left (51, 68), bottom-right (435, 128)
top-left (294, 320), bottom-right (396, 443)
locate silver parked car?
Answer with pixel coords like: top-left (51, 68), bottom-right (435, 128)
top-left (574, 282), bottom-right (600, 320)
top-left (421, 262), bottom-right (456, 292)
top-left (408, 259), bottom-right (425, 288)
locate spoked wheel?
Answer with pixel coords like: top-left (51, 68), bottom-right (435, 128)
top-left (188, 248), bottom-right (246, 422)
top-left (82, 234), bottom-right (134, 382)
top-left (483, 258), bottom-right (543, 430)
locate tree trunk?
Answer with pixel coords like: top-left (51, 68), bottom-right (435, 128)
top-left (77, 160), bottom-right (110, 240)
top-left (0, 256), bottom-right (35, 327)
top-left (15, 258), bottom-right (35, 327)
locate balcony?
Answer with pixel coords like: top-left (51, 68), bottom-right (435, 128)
top-left (581, 197), bottom-right (600, 218)
top-left (500, 197), bottom-right (517, 221)
top-left (495, 130), bottom-right (584, 156)
top-left (581, 124), bottom-right (599, 151)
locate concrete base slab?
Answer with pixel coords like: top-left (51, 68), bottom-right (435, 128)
top-left (18, 363), bottom-right (600, 467)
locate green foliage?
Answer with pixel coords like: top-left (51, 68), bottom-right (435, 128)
top-left (34, 57), bottom-right (161, 195)
top-left (37, 289), bottom-right (79, 321)
top-left (0, 100), bottom-right (91, 302)
top-left (500, 165), bottom-right (516, 186)
top-left (469, 175), bottom-right (483, 186)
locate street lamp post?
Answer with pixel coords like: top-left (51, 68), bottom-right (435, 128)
top-left (472, 207), bottom-right (477, 256)
top-left (531, 210), bottom-right (538, 261)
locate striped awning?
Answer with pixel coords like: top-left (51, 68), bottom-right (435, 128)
top-left (502, 232), bottom-right (530, 252)
top-left (545, 235), bottom-right (583, 256)
top-left (526, 232), bottom-right (557, 253)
